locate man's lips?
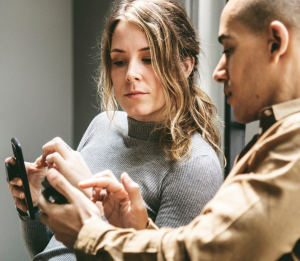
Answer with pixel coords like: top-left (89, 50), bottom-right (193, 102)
top-left (224, 89), bottom-right (233, 104)
top-left (223, 89), bottom-right (232, 97)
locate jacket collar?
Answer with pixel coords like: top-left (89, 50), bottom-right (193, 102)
top-left (259, 98), bottom-right (300, 135)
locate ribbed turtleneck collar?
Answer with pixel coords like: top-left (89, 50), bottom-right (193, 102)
top-left (127, 117), bottom-right (163, 141)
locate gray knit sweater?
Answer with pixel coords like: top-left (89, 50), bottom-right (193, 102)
top-left (20, 112), bottom-right (223, 260)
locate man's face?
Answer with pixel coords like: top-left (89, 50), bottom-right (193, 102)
top-left (213, 2), bottom-right (275, 124)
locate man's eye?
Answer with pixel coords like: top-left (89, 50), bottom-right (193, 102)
top-left (142, 58), bottom-right (152, 64)
top-left (222, 49), bottom-right (230, 57)
top-left (113, 61), bottom-right (126, 66)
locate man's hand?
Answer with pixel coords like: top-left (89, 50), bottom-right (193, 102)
top-left (38, 168), bottom-right (102, 248)
top-left (7, 156), bottom-right (48, 211)
top-left (42, 137), bottom-right (93, 197)
top-left (79, 171), bottom-right (149, 230)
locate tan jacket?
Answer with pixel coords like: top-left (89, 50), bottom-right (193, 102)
top-left (74, 98), bottom-right (300, 261)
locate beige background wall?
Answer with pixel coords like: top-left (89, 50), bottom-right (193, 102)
top-left (0, 1), bottom-right (72, 260)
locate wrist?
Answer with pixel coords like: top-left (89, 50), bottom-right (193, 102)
top-left (16, 206), bottom-right (40, 216)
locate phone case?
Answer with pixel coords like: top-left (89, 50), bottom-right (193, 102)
top-left (42, 177), bottom-right (68, 205)
top-left (5, 138), bottom-right (35, 219)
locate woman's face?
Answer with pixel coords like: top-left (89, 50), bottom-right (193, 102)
top-left (110, 20), bottom-right (166, 122)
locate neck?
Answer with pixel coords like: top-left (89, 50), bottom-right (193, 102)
top-left (127, 116), bottom-right (163, 141)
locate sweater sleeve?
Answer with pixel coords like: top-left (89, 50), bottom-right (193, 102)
top-left (20, 113), bottom-right (102, 258)
top-left (155, 155), bottom-right (223, 228)
top-left (77, 113), bottom-right (102, 152)
top-left (20, 211), bottom-right (53, 258)
top-left (77, 112), bottom-right (107, 152)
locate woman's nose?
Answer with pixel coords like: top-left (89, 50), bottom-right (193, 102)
top-left (213, 56), bottom-right (228, 84)
top-left (126, 60), bottom-right (141, 83)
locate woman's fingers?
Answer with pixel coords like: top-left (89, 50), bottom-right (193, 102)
top-left (9, 177), bottom-right (23, 186)
top-left (46, 152), bottom-right (66, 169)
top-left (42, 137), bottom-right (71, 161)
top-left (8, 184), bottom-right (25, 199)
top-left (34, 155), bottom-right (48, 168)
top-left (14, 197), bottom-right (27, 212)
top-left (5, 157), bottom-right (16, 165)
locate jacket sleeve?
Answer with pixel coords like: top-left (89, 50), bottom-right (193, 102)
top-left (74, 120), bottom-right (300, 261)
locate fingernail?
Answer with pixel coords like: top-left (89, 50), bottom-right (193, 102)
top-left (20, 192), bottom-right (24, 199)
top-left (18, 180), bottom-right (22, 186)
top-left (123, 173), bottom-right (130, 182)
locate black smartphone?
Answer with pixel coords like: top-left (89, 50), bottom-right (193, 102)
top-left (42, 177), bottom-right (68, 204)
top-left (5, 137), bottom-right (35, 219)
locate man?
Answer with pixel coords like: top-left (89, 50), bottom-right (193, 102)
top-left (38, 0), bottom-right (300, 260)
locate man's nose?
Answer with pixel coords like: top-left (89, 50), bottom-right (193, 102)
top-left (213, 56), bottom-right (228, 84)
top-left (126, 60), bottom-right (141, 83)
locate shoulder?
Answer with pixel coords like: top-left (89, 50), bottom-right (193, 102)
top-left (189, 132), bottom-right (221, 167)
top-left (83, 111), bottom-right (128, 133)
top-left (276, 111), bottom-right (300, 133)
top-left (164, 133), bottom-right (223, 185)
top-left (91, 111), bottom-right (127, 126)
top-left (77, 111), bottom-right (128, 151)
top-left (244, 112), bottom-right (300, 175)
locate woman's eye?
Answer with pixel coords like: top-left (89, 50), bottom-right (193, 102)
top-left (113, 61), bottom-right (126, 66)
top-left (142, 58), bottom-right (152, 64)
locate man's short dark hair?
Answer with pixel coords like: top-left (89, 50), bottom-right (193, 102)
top-left (232, 0), bottom-right (300, 35)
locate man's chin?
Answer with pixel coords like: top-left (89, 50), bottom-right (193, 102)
top-left (234, 114), bottom-right (259, 124)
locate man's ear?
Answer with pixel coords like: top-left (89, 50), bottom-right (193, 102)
top-left (182, 56), bottom-right (195, 78)
top-left (268, 21), bottom-right (289, 63)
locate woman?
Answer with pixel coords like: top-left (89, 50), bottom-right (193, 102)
top-left (7, 0), bottom-right (223, 260)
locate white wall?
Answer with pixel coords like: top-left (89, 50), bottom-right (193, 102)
top-left (197, 0), bottom-right (227, 166)
top-left (0, 1), bottom-right (72, 260)
top-left (198, 0), bottom-right (226, 121)
top-left (245, 121), bottom-right (260, 144)
top-left (180, 0), bottom-right (226, 165)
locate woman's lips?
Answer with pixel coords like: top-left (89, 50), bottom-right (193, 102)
top-left (125, 92), bottom-right (147, 99)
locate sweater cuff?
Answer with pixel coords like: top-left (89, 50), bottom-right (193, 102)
top-left (18, 208), bottom-right (41, 222)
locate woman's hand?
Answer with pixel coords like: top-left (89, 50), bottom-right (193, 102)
top-left (79, 170), bottom-right (149, 230)
top-left (42, 137), bottom-right (93, 198)
top-left (7, 156), bottom-right (48, 211)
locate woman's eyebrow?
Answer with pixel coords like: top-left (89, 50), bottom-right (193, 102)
top-left (110, 47), bottom-right (150, 53)
top-left (139, 47), bottom-right (150, 51)
top-left (111, 48), bottom-right (125, 53)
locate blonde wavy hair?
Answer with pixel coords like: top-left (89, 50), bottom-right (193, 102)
top-left (98, 0), bottom-right (223, 161)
